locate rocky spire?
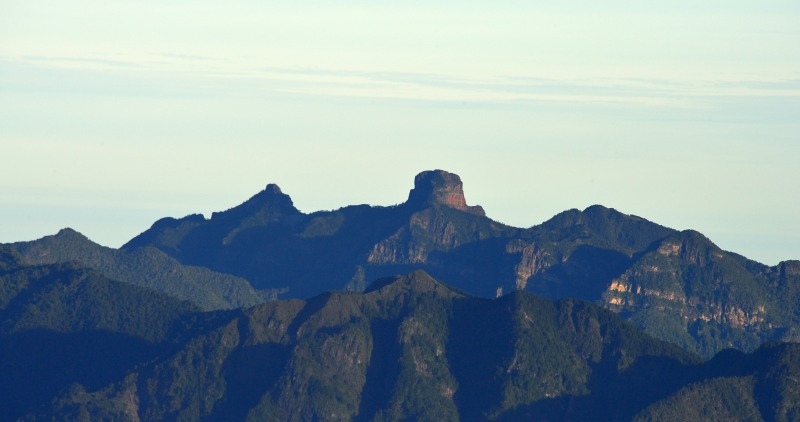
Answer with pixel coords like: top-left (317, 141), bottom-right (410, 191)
top-left (407, 170), bottom-right (485, 216)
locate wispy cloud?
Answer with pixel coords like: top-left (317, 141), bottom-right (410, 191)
top-left (4, 52), bottom-right (799, 108)
top-left (15, 55), bottom-right (146, 70)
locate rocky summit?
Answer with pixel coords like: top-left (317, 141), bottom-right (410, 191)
top-left (2, 170), bottom-right (800, 420)
top-left (8, 170), bottom-right (800, 360)
top-left (406, 169), bottom-right (486, 216)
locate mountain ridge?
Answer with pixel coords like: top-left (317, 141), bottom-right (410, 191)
top-left (10, 228), bottom-right (266, 310)
top-left (6, 169), bottom-right (800, 359)
top-left (8, 269), bottom-right (798, 421)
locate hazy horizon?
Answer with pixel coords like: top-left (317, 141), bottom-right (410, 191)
top-left (2, 1), bottom-right (798, 265)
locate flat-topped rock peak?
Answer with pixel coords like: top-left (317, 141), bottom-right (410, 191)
top-left (406, 170), bottom-right (485, 216)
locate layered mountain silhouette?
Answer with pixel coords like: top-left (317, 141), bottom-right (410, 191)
top-left (4, 266), bottom-right (798, 421)
top-left (9, 228), bottom-right (265, 310)
top-left (0, 246), bottom-right (199, 419)
top-left (80, 169), bottom-right (797, 358)
top-left (121, 170), bottom-right (515, 298)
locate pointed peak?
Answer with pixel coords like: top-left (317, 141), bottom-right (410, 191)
top-left (55, 227), bottom-right (88, 240)
top-left (46, 228), bottom-right (97, 247)
top-left (406, 170), bottom-right (485, 216)
top-left (364, 269), bottom-right (466, 298)
top-left (211, 183), bottom-right (298, 221)
top-left (264, 183), bottom-right (283, 194)
top-left (250, 182), bottom-right (295, 209)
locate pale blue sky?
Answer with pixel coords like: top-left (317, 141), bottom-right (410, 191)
top-left (1, 1), bottom-right (799, 265)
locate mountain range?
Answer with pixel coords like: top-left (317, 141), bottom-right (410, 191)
top-left (10, 170), bottom-right (798, 358)
top-left (2, 259), bottom-right (798, 421)
top-left (2, 169), bottom-right (799, 420)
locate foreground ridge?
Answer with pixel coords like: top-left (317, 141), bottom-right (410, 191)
top-left (3, 265), bottom-right (798, 421)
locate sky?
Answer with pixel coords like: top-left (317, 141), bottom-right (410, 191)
top-left (1, 1), bottom-right (799, 265)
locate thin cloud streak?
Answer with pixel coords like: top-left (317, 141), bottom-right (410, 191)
top-left (5, 53), bottom-right (799, 109)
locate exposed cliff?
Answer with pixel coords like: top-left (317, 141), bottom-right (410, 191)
top-left (23, 169), bottom-right (799, 358)
top-left (406, 170), bottom-right (485, 216)
top-left (600, 231), bottom-right (783, 355)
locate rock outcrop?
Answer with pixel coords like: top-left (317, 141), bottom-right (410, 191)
top-left (406, 170), bottom-right (485, 216)
top-left (107, 169), bottom-right (800, 358)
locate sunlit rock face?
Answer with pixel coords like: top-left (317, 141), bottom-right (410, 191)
top-left (406, 170), bottom-right (485, 216)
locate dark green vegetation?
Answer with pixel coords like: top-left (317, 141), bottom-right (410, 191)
top-left (3, 267), bottom-right (798, 421)
top-left (9, 228), bottom-right (265, 310)
top-left (632, 344), bottom-right (800, 422)
top-left (3, 170), bottom-right (800, 420)
top-left (112, 170), bottom-right (800, 358)
top-left (0, 247), bottom-right (198, 419)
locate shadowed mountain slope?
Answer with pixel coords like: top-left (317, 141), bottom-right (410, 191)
top-left (9, 228), bottom-right (266, 310)
top-left (0, 249), bottom-right (199, 419)
top-left (113, 170), bottom-right (800, 358)
top-left (122, 170), bottom-right (516, 299)
top-left (15, 270), bottom-right (799, 421)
